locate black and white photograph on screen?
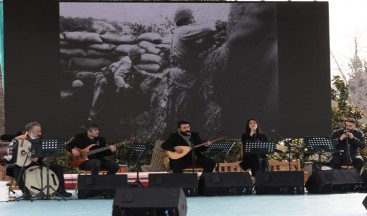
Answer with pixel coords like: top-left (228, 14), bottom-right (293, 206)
top-left (59, 2), bottom-right (279, 140)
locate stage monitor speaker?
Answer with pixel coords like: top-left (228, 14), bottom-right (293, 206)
top-left (78, 174), bottom-right (128, 199)
top-left (255, 171), bottom-right (305, 195)
top-left (305, 169), bottom-right (364, 194)
top-left (363, 195), bottom-right (367, 210)
top-left (199, 172), bottom-right (253, 196)
top-left (149, 173), bottom-right (198, 196)
top-left (112, 187), bottom-right (187, 216)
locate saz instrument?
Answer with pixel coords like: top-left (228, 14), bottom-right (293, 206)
top-left (167, 137), bottom-right (226, 160)
top-left (67, 141), bottom-right (128, 167)
top-left (15, 139), bottom-right (32, 167)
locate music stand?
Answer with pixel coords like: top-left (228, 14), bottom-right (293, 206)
top-left (304, 136), bottom-right (335, 166)
top-left (30, 139), bottom-right (66, 201)
top-left (205, 141), bottom-right (236, 171)
top-left (124, 144), bottom-right (152, 187)
top-left (245, 140), bottom-right (275, 173)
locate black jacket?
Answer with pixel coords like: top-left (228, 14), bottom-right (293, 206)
top-left (66, 133), bottom-right (114, 160)
top-left (161, 132), bottom-right (208, 154)
top-left (331, 128), bottom-right (365, 159)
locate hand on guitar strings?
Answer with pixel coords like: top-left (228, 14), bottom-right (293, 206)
top-left (174, 146), bottom-right (184, 153)
top-left (71, 148), bottom-right (81, 157)
top-left (109, 145), bottom-right (117, 153)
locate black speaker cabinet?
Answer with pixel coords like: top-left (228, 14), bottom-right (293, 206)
top-left (255, 171), bottom-right (305, 195)
top-left (362, 195), bottom-right (367, 210)
top-left (112, 188), bottom-right (187, 216)
top-left (305, 169), bottom-right (364, 194)
top-left (78, 175), bottom-right (128, 199)
top-left (149, 173), bottom-right (198, 196)
top-left (199, 172), bottom-right (253, 196)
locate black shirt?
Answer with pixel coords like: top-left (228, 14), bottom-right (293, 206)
top-left (66, 133), bottom-right (113, 160)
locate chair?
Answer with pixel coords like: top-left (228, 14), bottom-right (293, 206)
top-left (217, 161), bottom-right (243, 172)
top-left (268, 160), bottom-right (309, 182)
top-left (268, 160), bottom-right (300, 171)
top-left (182, 165), bottom-right (204, 173)
top-left (340, 162), bottom-right (354, 169)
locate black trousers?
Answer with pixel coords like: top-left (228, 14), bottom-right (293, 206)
top-left (13, 164), bottom-right (67, 193)
top-left (240, 154), bottom-right (268, 177)
top-left (330, 154), bottom-right (364, 173)
top-left (79, 159), bottom-right (119, 175)
top-left (169, 152), bottom-right (216, 173)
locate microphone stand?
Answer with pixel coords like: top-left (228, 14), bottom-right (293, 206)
top-left (15, 144), bottom-right (32, 200)
top-left (189, 138), bottom-right (196, 174)
top-left (345, 130), bottom-right (353, 165)
top-left (272, 130), bottom-right (292, 171)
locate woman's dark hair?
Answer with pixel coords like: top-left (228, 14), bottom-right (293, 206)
top-left (245, 118), bottom-right (264, 136)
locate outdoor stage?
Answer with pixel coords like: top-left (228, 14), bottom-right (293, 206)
top-left (1, 192), bottom-right (367, 216)
top-left (1, 171), bottom-right (367, 216)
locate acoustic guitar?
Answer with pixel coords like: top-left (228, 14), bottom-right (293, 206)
top-left (67, 141), bottom-right (128, 167)
top-left (167, 137), bottom-right (226, 160)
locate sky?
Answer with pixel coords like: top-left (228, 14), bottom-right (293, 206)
top-left (327, 0), bottom-right (367, 80)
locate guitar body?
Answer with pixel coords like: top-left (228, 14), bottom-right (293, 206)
top-left (67, 144), bottom-right (96, 167)
top-left (167, 146), bottom-right (192, 160)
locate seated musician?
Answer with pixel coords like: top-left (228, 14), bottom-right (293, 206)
top-left (240, 118), bottom-right (269, 177)
top-left (66, 123), bottom-right (119, 175)
top-left (161, 120), bottom-right (216, 173)
top-left (330, 118), bottom-right (365, 173)
top-left (11, 122), bottom-right (71, 199)
top-left (0, 132), bottom-right (21, 179)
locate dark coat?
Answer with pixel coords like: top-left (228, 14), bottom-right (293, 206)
top-left (66, 133), bottom-right (113, 160)
top-left (161, 132), bottom-right (208, 155)
top-left (331, 128), bottom-right (365, 160)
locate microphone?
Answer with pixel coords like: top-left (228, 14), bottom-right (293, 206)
top-left (272, 129), bottom-right (292, 147)
top-left (186, 132), bottom-right (191, 136)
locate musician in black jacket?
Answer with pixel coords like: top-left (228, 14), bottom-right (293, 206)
top-left (330, 118), bottom-right (365, 173)
top-left (161, 120), bottom-right (216, 173)
top-left (240, 118), bottom-right (269, 177)
top-left (11, 122), bottom-right (71, 198)
top-left (66, 123), bottom-right (119, 175)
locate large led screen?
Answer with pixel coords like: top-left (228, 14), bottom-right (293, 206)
top-left (4, 1), bottom-right (331, 140)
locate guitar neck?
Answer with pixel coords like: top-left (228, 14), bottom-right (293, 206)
top-left (193, 138), bottom-right (222, 149)
top-left (86, 142), bottom-right (124, 156)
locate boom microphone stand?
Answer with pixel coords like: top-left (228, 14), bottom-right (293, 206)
top-left (30, 139), bottom-right (66, 201)
top-left (272, 130), bottom-right (293, 171)
top-left (15, 142), bottom-right (32, 200)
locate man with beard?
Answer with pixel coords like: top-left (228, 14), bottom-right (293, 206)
top-left (11, 122), bottom-right (72, 199)
top-left (330, 118), bottom-right (365, 173)
top-left (161, 120), bottom-right (216, 173)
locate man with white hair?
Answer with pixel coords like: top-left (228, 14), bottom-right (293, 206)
top-left (11, 121), bottom-right (72, 199)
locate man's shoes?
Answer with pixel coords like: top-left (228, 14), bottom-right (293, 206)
top-left (56, 190), bottom-right (72, 197)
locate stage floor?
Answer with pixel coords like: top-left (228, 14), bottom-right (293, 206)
top-left (1, 191), bottom-right (367, 216)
